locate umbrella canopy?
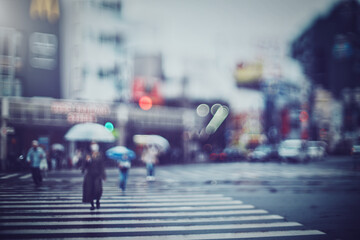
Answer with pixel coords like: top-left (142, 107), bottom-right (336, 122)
top-left (106, 146), bottom-right (136, 161)
top-left (65, 123), bottom-right (115, 142)
top-left (133, 134), bottom-right (169, 152)
top-left (51, 143), bottom-right (65, 151)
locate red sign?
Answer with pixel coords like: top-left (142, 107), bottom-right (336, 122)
top-left (299, 111), bottom-right (309, 122)
top-left (132, 77), bottom-right (163, 105)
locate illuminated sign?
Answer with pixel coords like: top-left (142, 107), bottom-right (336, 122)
top-left (30, 0), bottom-right (60, 23)
top-left (299, 110), bottom-right (309, 122)
top-left (234, 62), bottom-right (263, 88)
top-left (139, 96), bottom-right (153, 111)
top-left (132, 77), bottom-right (163, 105)
top-left (51, 102), bottom-right (111, 124)
top-left (29, 32), bottom-right (57, 70)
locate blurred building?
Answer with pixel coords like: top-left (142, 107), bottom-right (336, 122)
top-left (291, 0), bottom-right (360, 152)
top-left (0, 0), bottom-right (210, 171)
top-left (60, 0), bottom-right (131, 101)
top-left (233, 50), bottom-right (306, 147)
top-left (0, 0), bottom-right (61, 98)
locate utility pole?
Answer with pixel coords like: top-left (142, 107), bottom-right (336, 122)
top-left (1, 98), bottom-right (9, 171)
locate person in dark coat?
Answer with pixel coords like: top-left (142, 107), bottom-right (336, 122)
top-left (82, 142), bottom-right (106, 210)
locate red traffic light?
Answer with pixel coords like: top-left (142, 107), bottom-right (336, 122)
top-left (299, 110), bottom-right (309, 122)
top-left (139, 96), bottom-right (153, 110)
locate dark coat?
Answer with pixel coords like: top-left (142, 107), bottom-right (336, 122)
top-left (82, 152), bottom-right (106, 203)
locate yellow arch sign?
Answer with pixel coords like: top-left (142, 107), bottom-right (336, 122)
top-left (30, 0), bottom-right (60, 23)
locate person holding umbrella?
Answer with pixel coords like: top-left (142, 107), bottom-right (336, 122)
top-left (142, 144), bottom-right (159, 181)
top-left (82, 142), bottom-right (106, 210)
top-left (133, 135), bottom-right (169, 181)
top-left (118, 153), bottom-right (131, 192)
top-left (106, 146), bottom-right (135, 192)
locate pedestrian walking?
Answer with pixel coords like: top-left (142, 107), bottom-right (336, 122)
top-left (82, 142), bottom-right (106, 210)
top-left (39, 152), bottom-right (48, 177)
top-left (26, 140), bottom-right (46, 186)
top-left (105, 146), bottom-right (135, 192)
top-left (118, 153), bottom-right (131, 192)
top-left (141, 145), bottom-right (159, 181)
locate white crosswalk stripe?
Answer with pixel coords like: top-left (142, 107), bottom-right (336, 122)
top-left (0, 169), bottom-right (327, 239)
top-left (0, 173), bottom-right (21, 179)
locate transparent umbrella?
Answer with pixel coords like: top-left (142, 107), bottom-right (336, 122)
top-left (51, 143), bottom-right (65, 151)
top-left (133, 134), bottom-right (169, 152)
top-left (64, 123), bottom-right (115, 142)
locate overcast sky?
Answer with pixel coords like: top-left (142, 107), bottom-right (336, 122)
top-left (120, 0), bottom-right (341, 112)
top-left (57, 0), bottom-right (345, 111)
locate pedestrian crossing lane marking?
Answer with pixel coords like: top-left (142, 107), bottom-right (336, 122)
top-left (19, 174), bottom-right (32, 179)
top-left (0, 215), bottom-right (285, 226)
top-left (1, 209), bottom-right (269, 220)
top-left (0, 203), bottom-right (253, 210)
top-left (0, 199), bottom-right (241, 205)
top-left (58, 230), bottom-right (325, 240)
top-left (0, 222), bottom-right (304, 234)
top-left (0, 173), bottom-right (20, 179)
top-left (0, 172), bottom-right (327, 239)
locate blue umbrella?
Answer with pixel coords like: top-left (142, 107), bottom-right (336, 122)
top-left (106, 146), bottom-right (136, 162)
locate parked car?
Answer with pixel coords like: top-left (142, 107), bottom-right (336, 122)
top-left (223, 147), bottom-right (246, 161)
top-left (209, 148), bottom-right (227, 162)
top-left (351, 143), bottom-right (360, 157)
top-left (248, 144), bottom-right (278, 162)
top-left (307, 141), bottom-right (326, 161)
top-left (352, 142), bottom-right (360, 169)
top-left (278, 139), bottom-right (308, 163)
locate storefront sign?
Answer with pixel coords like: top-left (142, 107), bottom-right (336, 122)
top-left (51, 102), bottom-right (111, 124)
top-left (30, 0), bottom-right (60, 23)
top-left (234, 62), bottom-right (263, 88)
top-left (29, 32), bottom-right (58, 70)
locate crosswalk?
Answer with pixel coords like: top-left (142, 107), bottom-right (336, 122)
top-left (0, 168), bottom-right (327, 239)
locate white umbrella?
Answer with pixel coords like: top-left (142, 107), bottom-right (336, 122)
top-left (65, 123), bottom-right (115, 142)
top-left (133, 134), bottom-right (169, 152)
top-left (52, 143), bottom-right (65, 151)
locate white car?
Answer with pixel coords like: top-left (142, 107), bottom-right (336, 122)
top-left (278, 139), bottom-right (308, 163)
top-left (307, 141), bottom-right (326, 160)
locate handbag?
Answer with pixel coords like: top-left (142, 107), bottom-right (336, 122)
top-left (40, 158), bottom-right (48, 170)
top-left (119, 161), bottom-right (131, 168)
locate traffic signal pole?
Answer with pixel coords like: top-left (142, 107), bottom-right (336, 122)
top-left (0, 98), bottom-right (9, 171)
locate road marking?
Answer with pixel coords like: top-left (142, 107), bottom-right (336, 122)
top-left (0, 196), bottom-right (234, 202)
top-left (0, 193), bottom-right (227, 199)
top-left (58, 230), bottom-right (325, 240)
top-left (0, 200), bottom-right (242, 206)
top-left (19, 174), bottom-right (32, 179)
top-left (0, 166), bottom-right (328, 239)
top-left (0, 215), bottom-right (284, 226)
top-left (0, 209), bottom-right (268, 220)
top-left (0, 204), bottom-right (255, 213)
top-left (0, 173), bottom-right (20, 179)
top-left (0, 222), bottom-right (302, 235)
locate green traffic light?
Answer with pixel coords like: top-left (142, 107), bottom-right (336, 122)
top-left (105, 122), bottom-right (114, 131)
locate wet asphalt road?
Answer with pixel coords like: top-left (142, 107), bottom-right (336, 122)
top-left (0, 155), bottom-right (359, 239)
